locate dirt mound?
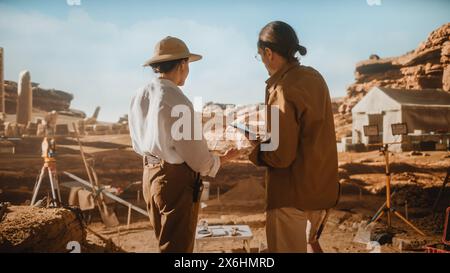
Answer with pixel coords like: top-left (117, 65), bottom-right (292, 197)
top-left (0, 206), bottom-right (85, 252)
top-left (392, 185), bottom-right (433, 208)
top-left (206, 180), bottom-right (266, 209)
top-left (222, 180), bottom-right (265, 201)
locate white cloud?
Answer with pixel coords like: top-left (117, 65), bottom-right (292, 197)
top-left (366, 0), bottom-right (382, 6)
top-left (0, 6), bottom-right (267, 121)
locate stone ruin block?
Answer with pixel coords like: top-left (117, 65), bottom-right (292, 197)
top-left (111, 123), bottom-right (122, 131)
top-left (17, 124), bottom-right (26, 136)
top-left (16, 70), bottom-right (32, 125)
top-left (110, 123), bottom-right (122, 134)
top-left (77, 119), bottom-right (85, 135)
top-left (55, 124), bottom-right (69, 136)
top-left (119, 129), bottom-right (129, 134)
top-left (0, 120), bottom-right (4, 135)
top-left (93, 124), bottom-right (110, 135)
top-left (4, 122), bottom-right (25, 137)
top-left (84, 125), bottom-right (94, 134)
top-left (4, 122), bottom-right (13, 137)
top-left (0, 140), bottom-right (15, 154)
top-left (25, 121), bottom-right (37, 136)
top-left (36, 123), bottom-right (46, 137)
top-left (118, 123), bottom-right (130, 134)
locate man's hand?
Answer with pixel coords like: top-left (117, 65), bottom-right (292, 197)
top-left (220, 148), bottom-right (241, 165)
top-left (242, 132), bottom-right (260, 147)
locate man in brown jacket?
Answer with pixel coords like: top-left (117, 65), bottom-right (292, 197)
top-left (249, 21), bottom-right (340, 253)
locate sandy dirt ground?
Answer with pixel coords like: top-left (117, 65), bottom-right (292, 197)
top-left (84, 182), bottom-right (446, 253)
top-left (1, 134), bottom-right (449, 253)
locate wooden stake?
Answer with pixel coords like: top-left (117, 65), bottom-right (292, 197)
top-left (405, 200), bottom-right (409, 220)
top-left (127, 204), bottom-right (132, 229)
top-left (116, 226), bottom-right (121, 248)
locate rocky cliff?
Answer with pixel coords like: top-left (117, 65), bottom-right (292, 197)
top-left (335, 22), bottom-right (450, 139)
top-left (3, 80), bottom-right (85, 117)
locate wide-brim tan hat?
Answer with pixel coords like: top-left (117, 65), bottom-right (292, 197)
top-left (143, 36), bottom-right (202, 66)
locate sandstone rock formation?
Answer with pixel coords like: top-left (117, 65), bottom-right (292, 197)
top-left (339, 23), bottom-right (450, 115)
top-left (3, 80), bottom-right (79, 115)
top-left (84, 106), bottom-right (101, 125)
top-left (335, 23), bottom-right (450, 140)
top-left (16, 70), bottom-right (32, 125)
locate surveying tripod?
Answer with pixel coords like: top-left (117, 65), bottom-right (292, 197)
top-left (30, 137), bottom-right (62, 207)
top-left (368, 143), bottom-right (426, 236)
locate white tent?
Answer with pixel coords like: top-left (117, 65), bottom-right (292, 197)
top-left (351, 87), bottom-right (450, 151)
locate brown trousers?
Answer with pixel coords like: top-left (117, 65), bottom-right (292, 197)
top-left (142, 159), bottom-right (200, 253)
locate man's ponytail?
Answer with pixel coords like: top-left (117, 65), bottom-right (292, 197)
top-left (297, 44), bottom-right (307, 56)
top-left (258, 21), bottom-right (307, 63)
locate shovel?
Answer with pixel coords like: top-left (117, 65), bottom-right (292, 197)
top-left (72, 123), bottom-right (119, 228)
top-left (90, 165), bottom-right (120, 227)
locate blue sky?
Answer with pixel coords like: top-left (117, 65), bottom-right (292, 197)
top-left (0, 0), bottom-right (449, 121)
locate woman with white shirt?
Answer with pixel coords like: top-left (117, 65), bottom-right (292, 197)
top-left (128, 36), bottom-right (238, 253)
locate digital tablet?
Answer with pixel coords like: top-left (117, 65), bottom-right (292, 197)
top-left (231, 122), bottom-right (259, 140)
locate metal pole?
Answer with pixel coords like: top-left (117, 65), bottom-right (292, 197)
top-left (48, 167), bottom-right (58, 206)
top-left (31, 165), bottom-right (46, 206)
top-left (393, 211), bottom-right (425, 236)
top-left (127, 204), bottom-right (132, 229)
top-left (384, 144), bottom-right (392, 228)
top-left (405, 200), bottom-right (409, 220)
top-left (64, 171), bottom-right (148, 216)
top-left (71, 123), bottom-right (94, 185)
top-left (368, 191), bottom-right (397, 224)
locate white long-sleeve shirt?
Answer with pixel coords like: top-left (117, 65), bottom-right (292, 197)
top-left (128, 78), bottom-right (220, 177)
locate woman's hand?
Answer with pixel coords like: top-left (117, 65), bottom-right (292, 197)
top-left (220, 148), bottom-right (241, 165)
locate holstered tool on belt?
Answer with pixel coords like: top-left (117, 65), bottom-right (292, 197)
top-left (193, 172), bottom-right (203, 203)
top-left (144, 155), bottom-right (203, 203)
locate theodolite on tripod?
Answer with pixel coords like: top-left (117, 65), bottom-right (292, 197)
top-left (30, 137), bottom-right (62, 207)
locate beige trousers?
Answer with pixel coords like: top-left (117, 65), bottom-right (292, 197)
top-left (142, 160), bottom-right (201, 253)
top-left (266, 207), bottom-right (327, 253)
